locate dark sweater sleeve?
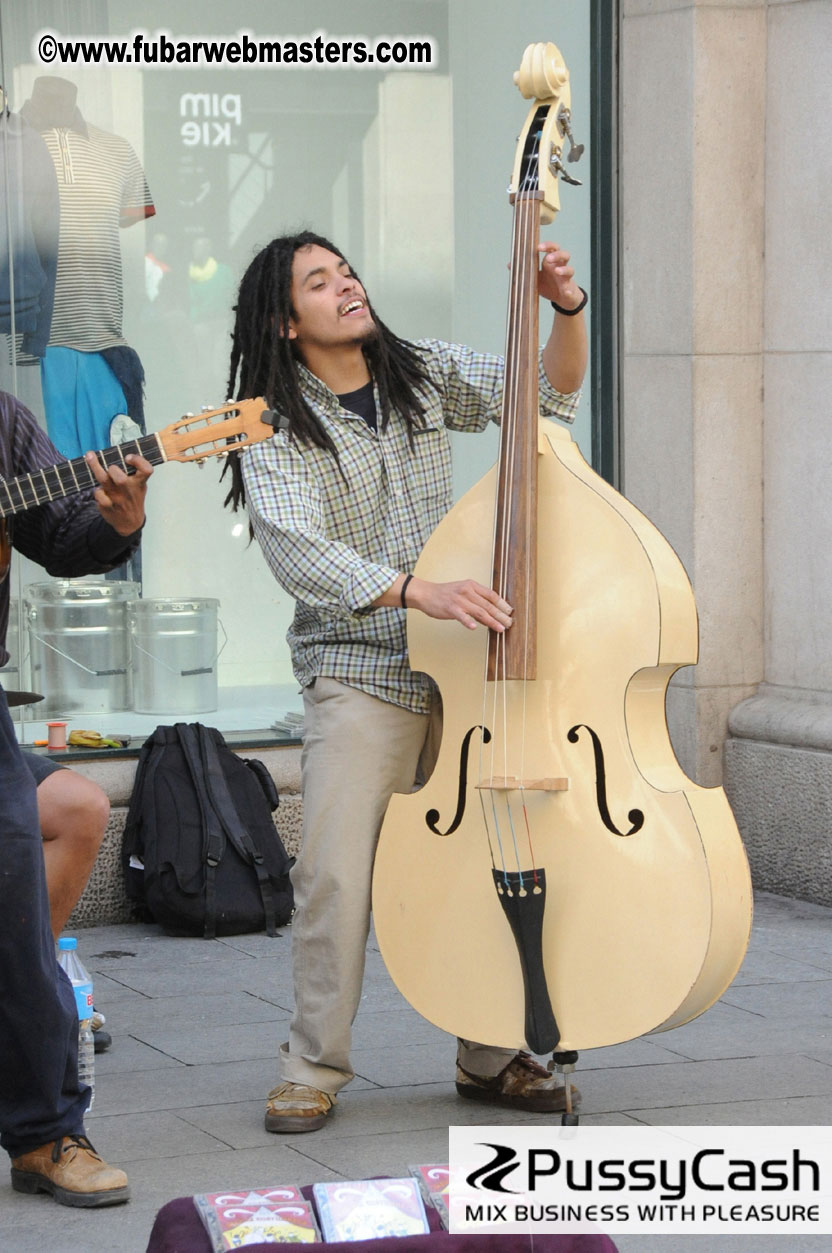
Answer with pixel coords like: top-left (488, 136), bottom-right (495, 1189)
top-left (9, 402), bottom-right (141, 574)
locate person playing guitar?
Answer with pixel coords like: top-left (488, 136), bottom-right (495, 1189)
top-left (0, 388), bottom-right (150, 1208)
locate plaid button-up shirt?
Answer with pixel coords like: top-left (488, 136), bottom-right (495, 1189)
top-left (242, 338), bottom-right (580, 712)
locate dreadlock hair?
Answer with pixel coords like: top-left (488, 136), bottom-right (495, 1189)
top-left (223, 229), bottom-right (432, 514)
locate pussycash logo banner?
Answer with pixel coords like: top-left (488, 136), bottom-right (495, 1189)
top-left (449, 1125), bottom-right (832, 1236)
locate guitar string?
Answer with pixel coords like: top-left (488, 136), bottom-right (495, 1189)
top-left (0, 409), bottom-right (251, 516)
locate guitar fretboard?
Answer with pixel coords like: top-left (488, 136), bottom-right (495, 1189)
top-left (0, 432), bottom-right (163, 520)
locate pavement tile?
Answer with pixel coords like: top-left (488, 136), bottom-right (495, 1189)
top-left (802, 1047), bottom-right (832, 1067)
top-left (86, 1057), bottom-right (281, 1117)
top-left (83, 1109), bottom-right (232, 1161)
top-left (131, 1017), bottom-right (291, 1065)
top-left (349, 1006), bottom-right (448, 1049)
top-left (630, 1093), bottom-right (832, 1125)
top-left (571, 1038), bottom-right (685, 1070)
top-left (583, 1054), bottom-right (832, 1115)
top-left (92, 956), bottom-right (281, 999)
top-left (351, 1037), bottom-right (457, 1087)
top-left (730, 947), bottom-right (832, 985)
top-left (644, 1000), bottom-right (832, 1062)
top-left (765, 945), bottom-right (832, 972)
top-left (81, 969), bottom-right (153, 1004)
top-left (216, 930), bottom-right (294, 957)
top-left (720, 979), bottom-right (832, 1019)
top-left (278, 1124), bottom-right (456, 1182)
top-left (97, 989), bottom-right (290, 1034)
top-left (93, 1034), bottom-right (187, 1075)
top-left (614, 1236), bottom-right (829, 1252)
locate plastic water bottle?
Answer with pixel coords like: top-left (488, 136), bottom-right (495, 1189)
top-left (56, 937), bottom-right (95, 1110)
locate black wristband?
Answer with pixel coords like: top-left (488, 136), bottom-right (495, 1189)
top-left (400, 574), bottom-right (414, 608)
top-left (550, 287), bottom-right (588, 316)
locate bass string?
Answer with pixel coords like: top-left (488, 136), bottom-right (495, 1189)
top-left (482, 160), bottom-right (541, 887)
top-left (478, 177), bottom-right (521, 876)
top-left (484, 182), bottom-right (525, 880)
top-left (519, 188), bottom-right (538, 875)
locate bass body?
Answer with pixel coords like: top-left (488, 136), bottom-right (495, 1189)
top-left (373, 419), bottom-right (752, 1052)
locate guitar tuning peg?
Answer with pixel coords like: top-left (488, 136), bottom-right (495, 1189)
top-left (184, 411), bottom-right (194, 418)
top-left (201, 404), bottom-right (212, 412)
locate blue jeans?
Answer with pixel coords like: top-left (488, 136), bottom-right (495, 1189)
top-left (0, 687), bottom-right (89, 1156)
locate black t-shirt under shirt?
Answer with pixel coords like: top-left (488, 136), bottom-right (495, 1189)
top-left (337, 381), bottom-right (377, 432)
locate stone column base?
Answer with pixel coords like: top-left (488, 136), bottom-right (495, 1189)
top-left (724, 689), bottom-right (832, 907)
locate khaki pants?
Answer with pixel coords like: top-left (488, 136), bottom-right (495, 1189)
top-left (279, 677), bottom-right (515, 1093)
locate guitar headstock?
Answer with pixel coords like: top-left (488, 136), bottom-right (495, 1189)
top-left (157, 398), bottom-right (276, 463)
top-left (510, 41), bottom-right (582, 225)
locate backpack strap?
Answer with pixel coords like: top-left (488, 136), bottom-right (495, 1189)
top-left (122, 729), bottom-right (165, 898)
top-left (244, 757), bottom-right (280, 811)
top-left (175, 723), bottom-right (227, 939)
top-left (194, 725), bottom-right (280, 938)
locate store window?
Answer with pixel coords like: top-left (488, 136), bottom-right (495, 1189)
top-left (0, 0), bottom-right (600, 748)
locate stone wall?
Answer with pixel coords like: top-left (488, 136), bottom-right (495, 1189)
top-left (621, 1), bottom-right (832, 902)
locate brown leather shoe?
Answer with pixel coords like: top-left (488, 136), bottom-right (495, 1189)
top-left (456, 1051), bottom-right (579, 1114)
top-left (264, 1081), bottom-right (336, 1133)
top-left (11, 1134), bottom-right (130, 1207)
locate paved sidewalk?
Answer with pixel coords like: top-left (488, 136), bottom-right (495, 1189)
top-left (1, 891), bottom-right (830, 1252)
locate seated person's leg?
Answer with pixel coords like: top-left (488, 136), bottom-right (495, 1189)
top-left (23, 754), bottom-right (112, 1051)
top-left (24, 755), bottom-right (109, 940)
top-left (0, 705), bottom-right (128, 1207)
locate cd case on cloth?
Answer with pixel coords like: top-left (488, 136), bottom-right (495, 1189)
top-left (193, 1186), bottom-right (320, 1246)
top-left (312, 1177), bottom-right (430, 1242)
top-left (408, 1163), bottom-right (450, 1199)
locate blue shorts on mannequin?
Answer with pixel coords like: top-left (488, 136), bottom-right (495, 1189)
top-left (40, 346), bottom-right (126, 458)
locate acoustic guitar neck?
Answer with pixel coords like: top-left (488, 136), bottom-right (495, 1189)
top-left (0, 433), bottom-right (164, 520)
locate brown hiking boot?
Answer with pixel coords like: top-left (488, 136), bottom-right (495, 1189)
top-left (10, 1134), bottom-right (130, 1208)
top-left (456, 1051), bottom-right (579, 1114)
top-left (264, 1081), bottom-right (336, 1133)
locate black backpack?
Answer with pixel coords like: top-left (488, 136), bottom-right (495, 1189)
top-left (122, 722), bottom-right (294, 938)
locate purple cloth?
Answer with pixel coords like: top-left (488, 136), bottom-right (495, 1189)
top-left (146, 1191), bottom-right (620, 1253)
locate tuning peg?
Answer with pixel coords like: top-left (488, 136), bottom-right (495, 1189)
top-left (549, 148), bottom-right (582, 187)
top-left (558, 106), bottom-right (585, 163)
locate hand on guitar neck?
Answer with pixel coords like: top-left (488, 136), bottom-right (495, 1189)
top-left (373, 573), bottom-right (513, 633)
top-left (83, 450), bottom-right (153, 536)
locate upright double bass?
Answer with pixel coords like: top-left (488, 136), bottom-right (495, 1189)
top-left (372, 42), bottom-right (751, 1060)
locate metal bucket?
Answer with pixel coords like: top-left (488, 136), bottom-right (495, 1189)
top-left (25, 581), bottom-right (138, 716)
top-left (129, 598), bottom-right (222, 714)
top-left (1, 598), bottom-right (22, 683)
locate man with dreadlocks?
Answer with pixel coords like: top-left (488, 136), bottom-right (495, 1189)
top-left (226, 230), bottom-right (587, 1132)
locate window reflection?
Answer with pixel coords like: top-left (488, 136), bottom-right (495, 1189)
top-left (0, 2), bottom-right (591, 745)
